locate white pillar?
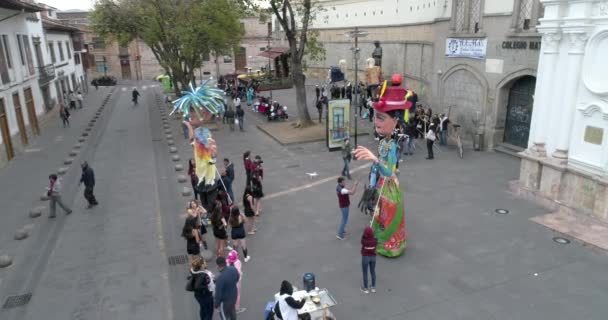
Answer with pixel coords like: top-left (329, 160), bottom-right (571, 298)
top-left (552, 29), bottom-right (589, 159)
top-left (528, 30), bottom-right (561, 157)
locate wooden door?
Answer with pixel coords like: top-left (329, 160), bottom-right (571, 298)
top-left (12, 92), bottom-right (27, 145)
top-left (23, 88), bottom-right (40, 136)
top-left (504, 76), bottom-right (536, 148)
top-left (0, 99), bottom-right (14, 160)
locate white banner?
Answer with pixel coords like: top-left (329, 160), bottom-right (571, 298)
top-left (446, 38), bottom-right (487, 59)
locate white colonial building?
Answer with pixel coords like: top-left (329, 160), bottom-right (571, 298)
top-left (0, 0), bottom-right (85, 168)
top-left (515, 0), bottom-right (608, 221)
top-left (40, 4), bottom-right (87, 105)
top-left (0, 0), bottom-right (52, 165)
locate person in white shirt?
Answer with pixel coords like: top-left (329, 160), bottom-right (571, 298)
top-left (274, 280), bottom-right (306, 320)
top-left (47, 174), bottom-right (72, 218)
top-left (425, 123), bottom-right (436, 160)
top-left (76, 91), bottom-right (84, 109)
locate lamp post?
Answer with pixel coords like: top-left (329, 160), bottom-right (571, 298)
top-left (102, 56), bottom-right (108, 77)
top-left (266, 39), bottom-right (273, 101)
top-left (345, 27), bottom-right (368, 147)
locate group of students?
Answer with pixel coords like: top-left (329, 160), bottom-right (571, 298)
top-left (181, 151), bottom-right (265, 319)
top-left (186, 252), bottom-right (245, 320)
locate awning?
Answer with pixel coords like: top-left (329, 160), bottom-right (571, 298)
top-left (257, 47), bottom-right (290, 59)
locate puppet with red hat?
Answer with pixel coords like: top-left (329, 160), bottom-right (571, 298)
top-left (353, 74), bottom-right (408, 257)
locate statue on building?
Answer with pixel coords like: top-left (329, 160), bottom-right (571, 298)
top-left (372, 41), bottom-right (383, 67)
top-left (365, 57), bottom-right (383, 98)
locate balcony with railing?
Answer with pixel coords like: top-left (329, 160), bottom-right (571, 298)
top-left (38, 64), bottom-right (56, 85)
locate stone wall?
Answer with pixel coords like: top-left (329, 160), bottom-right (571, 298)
top-left (304, 14), bottom-right (541, 150)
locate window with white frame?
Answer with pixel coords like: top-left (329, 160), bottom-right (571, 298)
top-left (452, 0), bottom-right (484, 34)
top-left (22, 35), bottom-right (35, 75)
top-left (16, 35), bottom-right (25, 66)
top-left (66, 41), bottom-right (71, 59)
top-left (0, 35), bottom-right (11, 84)
top-left (58, 42), bottom-right (65, 61)
top-left (48, 42), bottom-right (56, 63)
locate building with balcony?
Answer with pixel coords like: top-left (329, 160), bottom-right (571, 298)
top-left (40, 4), bottom-right (87, 105)
top-left (295, 0), bottom-right (544, 151)
top-left (0, 0), bottom-right (55, 167)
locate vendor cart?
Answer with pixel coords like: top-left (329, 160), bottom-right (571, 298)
top-left (271, 288), bottom-right (338, 320)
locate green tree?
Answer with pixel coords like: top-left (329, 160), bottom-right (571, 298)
top-left (91, 0), bottom-right (243, 94)
top-left (265, 0), bottom-right (325, 127)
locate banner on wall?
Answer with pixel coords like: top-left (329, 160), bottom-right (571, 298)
top-left (445, 38), bottom-right (487, 59)
top-left (327, 99), bottom-right (351, 150)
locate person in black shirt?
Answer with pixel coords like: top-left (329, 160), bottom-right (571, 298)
top-left (235, 105), bottom-right (245, 131)
top-left (79, 161), bottom-right (98, 208)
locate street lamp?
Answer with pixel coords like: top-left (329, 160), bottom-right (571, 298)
top-left (266, 42), bottom-right (273, 101)
top-left (345, 27), bottom-right (368, 147)
top-left (102, 56), bottom-right (108, 77)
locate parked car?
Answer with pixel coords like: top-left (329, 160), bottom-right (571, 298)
top-left (91, 76), bottom-right (117, 86)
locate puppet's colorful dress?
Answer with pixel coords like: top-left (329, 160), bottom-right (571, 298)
top-left (370, 138), bottom-right (407, 257)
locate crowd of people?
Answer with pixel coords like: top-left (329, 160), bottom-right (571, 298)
top-left (181, 150), bottom-right (265, 319)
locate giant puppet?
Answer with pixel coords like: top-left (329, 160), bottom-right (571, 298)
top-left (354, 74), bottom-right (408, 257)
top-left (171, 82), bottom-right (225, 206)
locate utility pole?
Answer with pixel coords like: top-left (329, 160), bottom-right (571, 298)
top-left (102, 56), bottom-right (108, 77)
top-left (267, 37), bottom-right (273, 101)
top-left (345, 27), bottom-right (368, 147)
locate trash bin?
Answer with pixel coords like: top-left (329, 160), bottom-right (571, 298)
top-left (303, 273), bottom-right (315, 292)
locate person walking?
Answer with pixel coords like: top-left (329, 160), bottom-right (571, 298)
top-left (69, 91), bottom-right (77, 110)
top-left (59, 104), bottom-right (70, 127)
top-left (224, 107), bottom-right (235, 131)
top-left (242, 186), bottom-right (256, 235)
top-left (229, 206), bottom-right (251, 262)
top-left (79, 161), bottom-right (98, 209)
top-left (227, 250), bottom-right (246, 314)
top-left (77, 91), bottom-right (84, 109)
top-left (47, 174), bottom-right (72, 218)
top-left (273, 280), bottom-right (306, 320)
top-left (188, 257), bottom-right (214, 320)
top-left (316, 97), bottom-right (323, 124)
top-left (251, 155), bottom-right (264, 216)
top-left (336, 177), bottom-right (358, 240)
top-left (235, 105), bottom-right (244, 132)
top-left (426, 123), bottom-right (436, 160)
top-left (221, 158), bottom-right (235, 203)
top-left (132, 88), bottom-right (140, 105)
top-left (315, 85), bottom-right (320, 102)
top-left (360, 226), bottom-right (378, 294)
top-left (341, 137), bottom-right (352, 180)
top-left (214, 256), bottom-right (240, 320)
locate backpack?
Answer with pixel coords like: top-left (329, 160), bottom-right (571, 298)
top-left (186, 272), bottom-right (211, 294)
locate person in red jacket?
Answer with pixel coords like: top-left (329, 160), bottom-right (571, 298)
top-left (361, 226), bottom-right (378, 294)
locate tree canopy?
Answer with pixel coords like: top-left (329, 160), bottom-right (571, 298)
top-left (263, 0), bottom-right (325, 126)
top-left (91, 0), bottom-right (244, 92)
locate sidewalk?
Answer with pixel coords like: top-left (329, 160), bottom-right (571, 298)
top-left (0, 87), bottom-right (114, 306)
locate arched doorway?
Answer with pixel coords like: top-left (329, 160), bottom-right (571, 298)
top-left (504, 76), bottom-right (536, 148)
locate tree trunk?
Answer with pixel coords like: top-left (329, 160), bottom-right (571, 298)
top-left (292, 62), bottom-right (313, 127)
